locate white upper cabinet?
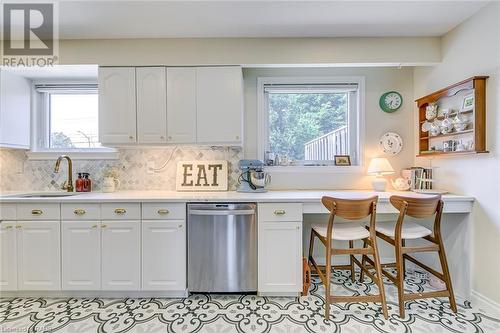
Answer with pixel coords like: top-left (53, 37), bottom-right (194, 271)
top-left (0, 70), bottom-right (31, 149)
top-left (166, 67), bottom-right (197, 144)
top-left (98, 67), bottom-right (137, 144)
top-left (98, 65), bottom-right (243, 146)
top-left (136, 67), bottom-right (167, 144)
top-left (196, 67), bottom-right (243, 144)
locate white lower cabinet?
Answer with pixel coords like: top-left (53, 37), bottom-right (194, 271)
top-left (0, 222), bottom-right (17, 291)
top-left (101, 221), bottom-right (141, 290)
top-left (258, 221), bottom-right (302, 294)
top-left (142, 220), bottom-right (186, 290)
top-left (17, 221), bottom-right (61, 290)
top-left (62, 221), bottom-right (101, 290)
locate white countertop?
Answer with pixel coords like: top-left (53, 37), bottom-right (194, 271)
top-left (0, 190), bottom-right (475, 203)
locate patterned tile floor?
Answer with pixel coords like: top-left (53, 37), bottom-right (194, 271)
top-left (1, 270), bottom-right (499, 333)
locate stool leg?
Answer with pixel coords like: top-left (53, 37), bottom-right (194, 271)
top-left (359, 239), bottom-right (368, 282)
top-left (395, 239), bottom-right (406, 318)
top-left (372, 237), bottom-right (388, 319)
top-left (349, 240), bottom-right (355, 283)
top-left (436, 234), bottom-right (457, 313)
top-left (401, 239), bottom-right (406, 279)
top-left (308, 230), bottom-right (315, 264)
top-left (324, 244), bottom-right (332, 319)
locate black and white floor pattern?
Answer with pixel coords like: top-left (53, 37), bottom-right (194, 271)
top-left (1, 270), bottom-right (499, 333)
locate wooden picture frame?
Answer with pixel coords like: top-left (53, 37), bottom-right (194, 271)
top-left (334, 155), bottom-right (351, 166)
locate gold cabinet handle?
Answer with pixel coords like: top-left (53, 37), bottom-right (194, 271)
top-left (129, 135), bottom-right (134, 140)
top-left (274, 209), bottom-right (286, 216)
top-left (114, 208), bottom-right (126, 215)
top-left (3, 225), bottom-right (13, 230)
top-left (157, 209), bottom-right (170, 215)
top-left (101, 224), bottom-right (107, 228)
top-left (31, 209), bottom-right (43, 216)
top-left (179, 224), bottom-right (183, 228)
top-left (74, 209), bottom-right (86, 216)
top-left (91, 224), bottom-right (98, 229)
top-left (15, 225), bottom-right (22, 229)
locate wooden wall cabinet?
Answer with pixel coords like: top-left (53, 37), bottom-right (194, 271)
top-left (416, 76), bottom-right (488, 157)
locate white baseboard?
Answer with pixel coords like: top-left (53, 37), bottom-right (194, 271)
top-left (471, 290), bottom-right (500, 316)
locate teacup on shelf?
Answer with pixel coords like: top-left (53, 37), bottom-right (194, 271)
top-left (453, 121), bottom-right (468, 132)
top-left (429, 122), bottom-right (441, 136)
top-left (425, 103), bottom-right (438, 120)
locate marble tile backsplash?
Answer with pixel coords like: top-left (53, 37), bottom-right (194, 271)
top-left (0, 147), bottom-right (243, 192)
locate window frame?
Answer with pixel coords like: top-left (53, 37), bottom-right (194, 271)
top-left (257, 76), bottom-right (365, 173)
top-left (28, 82), bottom-right (118, 160)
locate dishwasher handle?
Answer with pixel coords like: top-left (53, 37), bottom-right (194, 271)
top-left (189, 209), bottom-right (255, 216)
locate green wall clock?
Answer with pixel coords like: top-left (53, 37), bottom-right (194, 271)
top-left (379, 91), bottom-right (403, 113)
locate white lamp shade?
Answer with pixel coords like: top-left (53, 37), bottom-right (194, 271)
top-left (367, 157), bottom-right (395, 175)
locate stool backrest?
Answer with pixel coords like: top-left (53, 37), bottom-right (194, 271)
top-left (321, 196), bottom-right (378, 220)
top-left (390, 195), bottom-right (441, 218)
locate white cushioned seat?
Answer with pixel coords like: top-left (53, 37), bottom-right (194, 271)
top-left (313, 223), bottom-right (370, 241)
top-left (375, 221), bottom-right (432, 239)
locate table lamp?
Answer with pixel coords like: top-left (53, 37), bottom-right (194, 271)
top-left (367, 157), bottom-right (395, 191)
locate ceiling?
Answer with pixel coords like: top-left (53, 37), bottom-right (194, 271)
top-left (57, 1), bottom-right (489, 39)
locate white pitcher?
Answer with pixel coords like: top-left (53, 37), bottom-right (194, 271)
top-left (102, 176), bottom-right (120, 193)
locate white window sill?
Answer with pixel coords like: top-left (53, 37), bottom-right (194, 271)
top-left (264, 165), bottom-right (364, 174)
top-left (26, 149), bottom-right (119, 160)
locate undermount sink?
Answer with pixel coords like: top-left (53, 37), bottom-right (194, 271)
top-left (5, 192), bottom-right (82, 198)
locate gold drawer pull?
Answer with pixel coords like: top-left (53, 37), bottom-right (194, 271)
top-left (91, 224), bottom-right (98, 229)
top-left (274, 209), bottom-right (286, 216)
top-left (74, 209), bottom-right (86, 216)
top-left (101, 224), bottom-right (107, 228)
top-left (31, 209), bottom-right (43, 216)
top-left (3, 225), bottom-right (13, 230)
top-left (16, 225), bottom-right (22, 229)
top-left (157, 209), bottom-right (170, 215)
top-left (114, 208), bottom-right (126, 215)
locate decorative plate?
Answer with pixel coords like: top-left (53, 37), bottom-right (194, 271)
top-left (379, 132), bottom-right (403, 155)
top-left (379, 91), bottom-right (403, 113)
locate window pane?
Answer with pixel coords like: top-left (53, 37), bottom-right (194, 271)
top-left (268, 92), bottom-right (348, 162)
top-left (49, 94), bottom-right (101, 148)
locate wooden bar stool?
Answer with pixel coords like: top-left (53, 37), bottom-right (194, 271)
top-left (308, 196), bottom-right (388, 319)
top-left (367, 195), bottom-right (457, 318)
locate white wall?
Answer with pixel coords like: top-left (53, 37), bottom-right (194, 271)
top-left (244, 67), bottom-right (414, 189)
top-left (413, 2), bottom-right (500, 303)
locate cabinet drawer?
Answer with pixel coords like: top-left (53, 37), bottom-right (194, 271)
top-left (258, 203), bottom-right (302, 222)
top-left (61, 204), bottom-right (100, 220)
top-left (142, 203), bottom-right (185, 220)
top-left (17, 203), bottom-right (60, 220)
top-left (101, 203), bottom-right (141, 220)
top-left (0, 203), bottom-right (17, 220)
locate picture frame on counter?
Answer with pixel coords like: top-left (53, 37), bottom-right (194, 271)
top-left (334, 155), bottom-right (351, 166)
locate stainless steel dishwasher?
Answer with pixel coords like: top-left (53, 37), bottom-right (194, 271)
top-left (187, 203), bottom-right (257, 293)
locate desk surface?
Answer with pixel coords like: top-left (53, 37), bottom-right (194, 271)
top-left (0, 190), bottom-right (474, 213)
